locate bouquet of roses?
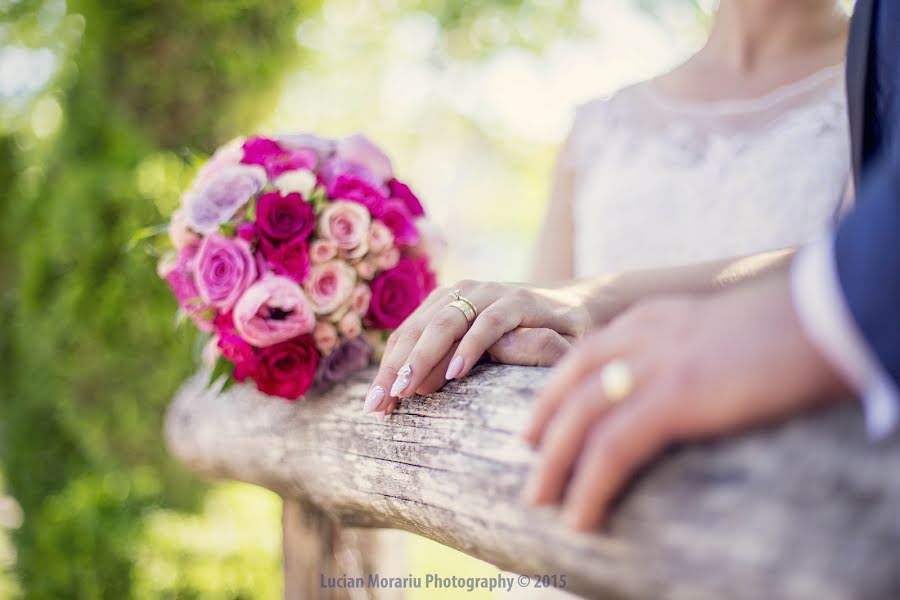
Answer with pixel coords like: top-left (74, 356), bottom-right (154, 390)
top-left (157, 133), bottom-right (442, 400)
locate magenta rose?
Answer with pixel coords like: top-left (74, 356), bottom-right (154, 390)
top-left (249, 335), bottom-right (319, 400)
top-left (378, 199), bottom-right (419, 246)
top-left (184, 164), bottom-right (267, 234)
top-left (233, 275), bottom-right (317, 347)
top-left (256, 191), bottom-right (316, 243)
top-left (260, 236), bottom-right (311, 283)
top-left (241, 136), bottom-right (318, 179)
top-left (334, 134), bottom-right (393, 183)
top-left (388, 179), bottom-right (425, 217)
top-left (327, 174), bottom-right (387, 217)
top-left (217, 333), bottom-right (259, 382)
top-left (195, 233), bottom-right (258, 312)
top-left (317, 200), bottom-right (370, 253)
top-left (366, 257), bottom-right (432, 329)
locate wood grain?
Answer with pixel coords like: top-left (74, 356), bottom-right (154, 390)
top-left (165, 365), bottom-right (900, 600)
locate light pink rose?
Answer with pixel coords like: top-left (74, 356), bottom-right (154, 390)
top-left (335, 134), bottom-right (393, 183)
top-left (196, 233), bottom-right (258, 312)
top-left (274, 133), bottom-right (336, 162)
top-left (338, 312), bottom-right (362, 339)
top-left (234, 275), bottom-right (316, 347)
top-left (350, 284), bottom-right (372, 316)
top-left (376, 247), bottom-right (401, 271)
top-left (194, 138), bottom-right (245, 187)
top-left (318, 201), bottom-right (370, 252)
top-left (354, 258), bottom-right (378, 280)
top-left (313, 321), bottom-right (339, 355)
top-left (169, 208), bottom-right (199, 250)
top-left (304, 260), bottom-right (356, 315)
top-left (184, 164), bottom-right (267, 234)
top-left (202, 335), bottom-right (221, 368)
top-left (309, 239), bottom-right (338, 264)
top-left (367, 221), bottom-right (394, 254)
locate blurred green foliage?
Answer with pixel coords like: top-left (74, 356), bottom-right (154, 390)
top-left (0, 0), bottom-right (315, 597)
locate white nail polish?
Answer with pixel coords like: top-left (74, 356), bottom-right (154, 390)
top-left (363, 385), bottom-right (385, 413)
top-left (445, 356), bottom-right (465, 380)
top-left (391, 364), bottom-right (412, 397)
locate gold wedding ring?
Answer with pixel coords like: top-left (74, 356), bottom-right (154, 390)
top-left (448, 289), bottom-right (478, 324)
top-left (599, 359), bottom-right (635, 403)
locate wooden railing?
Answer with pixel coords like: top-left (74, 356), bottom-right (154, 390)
top-left (165, 364), bottom-right (900, 600)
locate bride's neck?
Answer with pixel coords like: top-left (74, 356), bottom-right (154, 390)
top-left (702, 0), bottom-right (848, 72)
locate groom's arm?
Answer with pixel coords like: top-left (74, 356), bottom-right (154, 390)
top-left (792, 148), bottom-right (900, 438)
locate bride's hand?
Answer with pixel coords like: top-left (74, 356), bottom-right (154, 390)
top-left (363, 280), bottom-right (591, 416)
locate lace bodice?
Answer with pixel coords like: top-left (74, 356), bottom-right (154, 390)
top-left (567, 64), bottom-right (851, 277)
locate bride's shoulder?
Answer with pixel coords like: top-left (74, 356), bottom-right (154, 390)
top-left (573, 82), bottom-right (647, 125)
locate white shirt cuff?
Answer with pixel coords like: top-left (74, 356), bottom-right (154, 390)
top-left (791, 237), bottom-right (900, 439)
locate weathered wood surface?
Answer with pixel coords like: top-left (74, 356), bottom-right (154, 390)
top-left (165, 365), bottom-right (900, 600)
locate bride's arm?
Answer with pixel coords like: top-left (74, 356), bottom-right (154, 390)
top-left (566, 247), bottom-right (796, 328)
top-left (531, 133), bottom-right (576, 282)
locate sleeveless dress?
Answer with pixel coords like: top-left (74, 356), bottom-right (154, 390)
top-left (566, 64), bottom-right (851, 277)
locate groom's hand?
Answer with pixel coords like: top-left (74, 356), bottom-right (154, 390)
top-left (521, 273), bottom-right (850, 531)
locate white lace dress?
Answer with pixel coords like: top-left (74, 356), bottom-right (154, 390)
top-left (567, 64), bottom-right (851, 277)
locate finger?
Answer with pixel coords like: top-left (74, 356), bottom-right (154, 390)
top-left (382, 396), bottom-right (398, 419)
top-left (444, 303), bottom-right (521, 380)
top-left (561, 391), bottom-right (671, 531)
top-left (521, 328), bottom-right (636, 446)
top-left (364, 301), bottom-right (447, 413)
top-left (415, 347), bottom-right (457, 395)
top-left (393, 306), bottom-right (472, 398)
top-left (487, 328), bottom-right (572, 368)
top-left (521, 370), bottom-right (617, 507)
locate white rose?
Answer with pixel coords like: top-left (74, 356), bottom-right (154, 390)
top-left (274, 169), bottom-right (318, 198)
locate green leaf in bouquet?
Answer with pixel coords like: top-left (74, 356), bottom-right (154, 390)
top-left (244, 197), bottom-right (257, 221)
top-left (209, 355), bottom-right (235, 389)
top-left (219, 221), bottom-right (237, 237)
top-left (309, 186), bottom-right (329, 213)
top-left (126, 223), bottom-right (169, 252)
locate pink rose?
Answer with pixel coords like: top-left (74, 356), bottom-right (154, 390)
top-left (233, 275), bottom-right (316, 347)
top-left (184, 164), bottom-right (267, 234)
top-left (313, 321), bottom-right (339, 355)
top-left (260, 236), bottom-right (310, 283)
top-left (367, 221), bottom-right (394, 254)
top-left (335, 134), bottom-right (393, 183)
top-left (202, 336), bottom-right (221, 368)
top-left (376, 247), bottom-right (401, 271)
top-left (241, 136), bottom-right (318, 179)
top-left (350, 284), bottom-right (372, 316)
top-left (378, 199), bottom-right (419, 246)
top-left (196, 233), bottom-right (258, 312)
top-left (388, 179), bottom-right (425, 217)
top-left (309, 239), bottom-right (338, 264)
top-left (354, 258), bottom-right (378, 280)
top-left (367, 257), bottom-right (434, 329)
top-left (304, 260), bottom-right (356, 315)
top-left (317, 201), bottom-right (371, 252)
top-left (338, 312), bottom-right (362, 339)
top-left (236, 222), bottom-right (259, 242)
top-left (256, 191), bottom-right (316, 243)
top-left (249, 335), bottom-right (319, 400)
top-left (326, 175), bottom-right (386, 217)
top-left (159, 244), bottom-right (213, 332)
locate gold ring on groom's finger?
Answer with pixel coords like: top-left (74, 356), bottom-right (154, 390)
top-left (599, 359), bottom-right (634, 403)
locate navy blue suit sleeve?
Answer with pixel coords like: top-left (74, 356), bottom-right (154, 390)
top-left (834, 144), bottom-right (900, 389)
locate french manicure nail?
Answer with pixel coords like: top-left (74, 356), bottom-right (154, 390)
top-left (391, 363), bottom-right (412, 397)
top-left (445, 356), bottom-right (465, 380)
top-left (363, 385), bottom-right (385, 413)
top-left (375, 411), bottom-right (386, 422)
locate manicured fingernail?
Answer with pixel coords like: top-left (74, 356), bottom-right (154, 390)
top-left (445, 356), bottom-right (465, 380)
top-left (363, 385), bottom-right (385, 413)
top-left (391, 364), bottom-right (412, 397)
top-left (375, 411), bottom-right (386, 422)
top-left (521, 477), bottom-right (540, 505)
